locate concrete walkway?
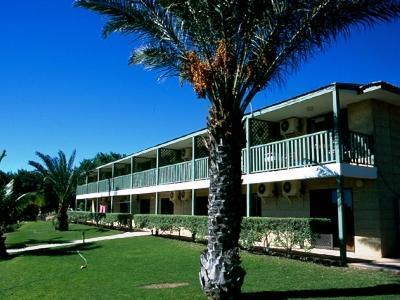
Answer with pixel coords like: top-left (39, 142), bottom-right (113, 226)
top-left (348, 258), bottom-right (400, 275)
top-left (301, 247), bottom-right (400, 274)
top-left (7, 231), bottom-right (151, 254)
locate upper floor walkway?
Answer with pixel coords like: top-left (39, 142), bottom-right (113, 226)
top-left (76, 129), bottom-right (375, 198)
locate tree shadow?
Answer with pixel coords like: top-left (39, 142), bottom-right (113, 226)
top-left (7, 238), bottom-right (72, 249)
top-left (6, 243), bottom-right (101, 259)
top-left (242, 284), bottom-right (400, 299)
top-left (6, 227), bottom-right (113, 249)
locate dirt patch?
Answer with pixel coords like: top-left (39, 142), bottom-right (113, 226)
top-left (141, 282), bottom-right (189, 289)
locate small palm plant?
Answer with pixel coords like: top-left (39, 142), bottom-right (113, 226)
top-left (29, 150), bottom-right (79, 231)
top-left (0, 151), bottom-right (18, 258)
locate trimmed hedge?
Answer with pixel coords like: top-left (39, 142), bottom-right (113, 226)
top-left (68, 211), bottom-right (133, 229)
top-left (134, 214), bottom-right (208, 240)
top-left (241, 217), bottom-right (330, 255)
top-left (133, 214), bottom-right (330, 255)
top-left (69, 212), bottom-right (330, 255)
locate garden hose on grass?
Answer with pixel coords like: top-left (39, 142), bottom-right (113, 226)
top-left (77, 250), bottom-right (87, 269)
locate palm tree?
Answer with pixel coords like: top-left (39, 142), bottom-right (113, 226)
top-left (0, 180), bottom-right (16, 258)
top-left (0, 150), bottom-right (15, 258)
top-left (29, 150), bottom-right (79, 231)
top-left (74, 1), bottom-right (400, 298)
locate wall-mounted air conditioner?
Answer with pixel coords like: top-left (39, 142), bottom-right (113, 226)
top-left (280, 117), bottom-right (301, 136)
top-left (257, 183), bottom-right (274, 198)
top-left (181, 148), bottom-right (192, 161)
top-left (180, 190), bottom-right (191, 201)
top-left (281, 181), bottom-right (301, 197)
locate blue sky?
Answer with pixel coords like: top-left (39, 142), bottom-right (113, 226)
top-left (1, 1), bottom-right (399, 172)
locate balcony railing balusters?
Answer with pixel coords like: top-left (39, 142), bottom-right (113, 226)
top-left (76, 130), bottom-right (375, 195)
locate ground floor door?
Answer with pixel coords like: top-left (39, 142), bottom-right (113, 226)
top-left (195, 196), bottom-right (208, 215)
top-left (251, 194), bottom-right (262, 217)
top-left (310, 188), bottom-right (354, 251)
top-left (140, 199), bottom-right (150, 214)
top-left (161, 198), bottom-right (174, 214)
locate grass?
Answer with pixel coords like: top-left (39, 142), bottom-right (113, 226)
top-left (1, 232), bottom-right (399, 299)
top-left (5, 221), bottom-right (122, 249)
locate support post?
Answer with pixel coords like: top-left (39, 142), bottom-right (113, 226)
top-left (155, 192), bottom-right (159, 215)
top-left (333, 84), bottom-right (347, 265)
top-left (97, 169), bottom-right (100, 193)
top-left (130, 157), bottom-right (134, 188)
top-left (191, 189), bottom-right (196, 216)
top-left (191, 136), bottom-right (196, 181)
top-left (245, 117), bottom-right (252, 217)
top-left (129, 194), bottom-right (133, 214)
top-left (110, 196), bottom-right (113, 213)
top-left (85, 175), bottom-right (88, 194)
top-left (156, 149), bottom-right (160, 186)
top-left (111, 163), bottom-right (115, 192)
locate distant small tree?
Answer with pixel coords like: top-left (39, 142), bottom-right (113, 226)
top-left (0, 151), bottom-right (18, 258)
top-left (78, 152), bottom-right (125, 172)
top-left (29, 150), bottom-right (79, 231)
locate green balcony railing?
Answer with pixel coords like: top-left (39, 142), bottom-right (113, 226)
top-left (194, 157), bottom-right (208, 180)
top-left (159, 161), bottom-right (192, 184)
top-left (113, 174), bottom-right (132, 190)
top-left (88, 182), bottom-right (98, 194)
top-left (76, 185), bottom-right (87, 195)
top-left (98, 179), bottom-right (111, 192)
top-left (344, 131), bottom-right (374, 166)
top-left (250, 130), bottom-right (336, 173)
top-left (241, 148), bottom-right (247, 174)
top-left (76, 130), bottom-right (374, 195)
top-left (132, 168), bottom-right (157, 188)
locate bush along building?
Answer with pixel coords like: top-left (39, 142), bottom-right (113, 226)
top-left (76, 82), bottom-right (400, 260)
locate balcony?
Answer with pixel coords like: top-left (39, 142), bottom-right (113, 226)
top-left (76, 130), bottom-right (374, 195)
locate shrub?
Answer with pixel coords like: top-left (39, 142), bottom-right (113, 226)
top-left (241, 217), bottom-right (330, 256)
top-left (134, 214), bottom-right (330, 255)
top-left (100, 213), bottom-right (133, 229)
top-left (68, 211), bottom-right (132, 229)
top-left (134, 214), bottom-right (207, 241)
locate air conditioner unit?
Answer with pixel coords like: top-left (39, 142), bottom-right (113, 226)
top-left (169, 191), bottom-right (180, 202)
top-left (180, 190), bottom-right (191, 201)
top-left (282, 181), bottom-right (301, 197)
top-left (257, 183), bottom-right (274, 198)
top-left (280, 117), bottom-right (301, 136)
top-left (181, 148), bottom-right (192, 161)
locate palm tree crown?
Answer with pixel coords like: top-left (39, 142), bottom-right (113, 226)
top-left (75, 0), bottom-right (400, 113)
top-left (74, 0), bottom-right (400, 298)
top-left (29, 150), bottom-right (78, 230)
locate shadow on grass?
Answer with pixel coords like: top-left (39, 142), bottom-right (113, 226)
top-left (242, 284), bottom-right (400, 299)
top-left (7, 243), bottom-right (101, 259)
top-left (68, 227), bottom-right (109, 233)
top-left (6, 227), bottom-right (113, 249)
top-left (7, 238), bottom-right (71, 249)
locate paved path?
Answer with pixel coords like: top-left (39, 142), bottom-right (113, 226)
top-left (348, 258), bottom-right (400, 275)
top-left (7, 231), bottom-right (151, 254)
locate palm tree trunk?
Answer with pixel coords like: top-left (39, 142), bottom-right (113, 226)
top-left (56, 205), bottom-right (69, 231)
top-left (200, 107), bottom-right (246, 299)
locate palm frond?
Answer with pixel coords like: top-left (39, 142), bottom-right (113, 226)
top-left (0, 150), bottom-right (6, 164)
top-left (75, 0), bottom-right (190, 76)
top-left (29, 150), bottom-right (79, 208)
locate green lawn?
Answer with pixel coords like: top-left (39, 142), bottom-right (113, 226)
top-left (1, 232), bottom-right (399, 299)
top-left (5, 221), bottom-right (122, 249)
